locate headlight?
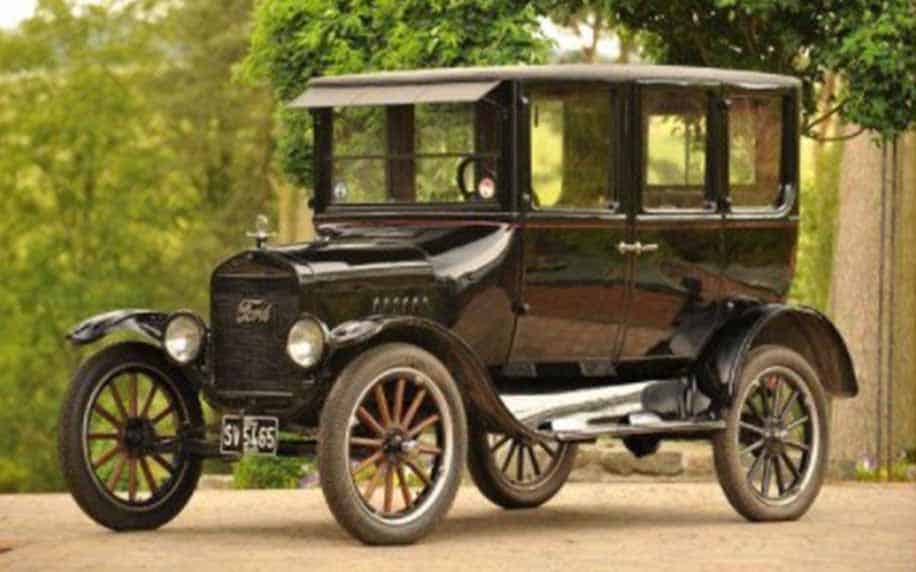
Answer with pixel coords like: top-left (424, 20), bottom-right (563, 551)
top-left (287, 316), bottom-right (327, 369)
top-left (163, 312), bottom-right (206, 365)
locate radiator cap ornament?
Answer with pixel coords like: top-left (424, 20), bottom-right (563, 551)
top-left (246, 214), bottom-right (276, 248)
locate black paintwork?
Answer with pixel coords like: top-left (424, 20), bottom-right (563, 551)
top-left (68, 69), bottom-right (857, 435)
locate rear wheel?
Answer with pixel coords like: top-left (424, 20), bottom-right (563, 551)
top-left (318, 343), bottom-right (467, 545)
top-left (713, 345), bottom-right (828, 521)
top-left (467, 418), bottom-right (577, 509)
top-left (58, 342), bottom-right (203, 531)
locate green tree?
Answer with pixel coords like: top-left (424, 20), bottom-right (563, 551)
top-left (0, 0), bottom-right (273, 491)
top-left (243, 0), bottom-right (549, 187)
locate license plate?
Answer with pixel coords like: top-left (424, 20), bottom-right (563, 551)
top-left (220, 415), bottom-right (279, 456)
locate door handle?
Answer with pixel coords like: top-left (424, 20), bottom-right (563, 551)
top-left (616, 241), bottom-right (660, 255)
top-left (639, 243), bottom-right (659, 254)
top-left (617, 241), bottom-right (640, 255)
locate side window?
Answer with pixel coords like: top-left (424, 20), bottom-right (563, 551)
top-left (529, 85), bottom-right (614, 210)
top-left (642, 90), bottom-right (709, 211)
top-left (729, 94), bottom-right (783, 209)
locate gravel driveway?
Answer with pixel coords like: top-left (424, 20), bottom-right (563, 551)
top-left (1, 483), bottom-right (914, 571)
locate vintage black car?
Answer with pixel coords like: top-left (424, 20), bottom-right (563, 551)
top-left (60, 64), bottom-right (857, 545)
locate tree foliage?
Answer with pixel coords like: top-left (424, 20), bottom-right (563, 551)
top-left (601, 0), bottom-right (916, 139)
top-left (0, 0), bottom-right (273, 491)
top-left (243, 0), bottom-right (549, 186)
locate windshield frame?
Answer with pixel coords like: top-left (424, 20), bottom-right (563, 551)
top-left (312, 82), bottom-right (515, 216)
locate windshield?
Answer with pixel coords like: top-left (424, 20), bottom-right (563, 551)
top-left (328, 101), bottom-right (503, 205)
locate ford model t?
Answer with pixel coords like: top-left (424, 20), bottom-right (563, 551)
top-left (60, 64), bottom-right (857, 545)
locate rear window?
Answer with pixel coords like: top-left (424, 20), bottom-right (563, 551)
top-left (728, 95), bottom-right (784, 209)
top-left (641, 90), bottom-right (709, 211)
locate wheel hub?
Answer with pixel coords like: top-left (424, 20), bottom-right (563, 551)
top-left (122, 417), bottom-right (156, 457)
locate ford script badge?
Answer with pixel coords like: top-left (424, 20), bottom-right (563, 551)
top-left (236, 298), bottom-right (273, 324)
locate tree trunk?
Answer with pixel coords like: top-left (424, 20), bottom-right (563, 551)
top-left (829, 130), bottom-right (916, 476)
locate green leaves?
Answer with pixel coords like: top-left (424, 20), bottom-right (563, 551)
top-left (243, 0), bottom-right (549, 186)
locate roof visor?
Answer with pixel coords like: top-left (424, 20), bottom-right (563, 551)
top-left (288, 80), bottom-right (501, 109)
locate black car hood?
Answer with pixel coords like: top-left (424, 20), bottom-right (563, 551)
top-left (263, 222), bottom-right (516, 287)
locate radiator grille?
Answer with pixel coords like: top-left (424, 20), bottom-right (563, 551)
top-left (211, 270), bottom-right (301, 393)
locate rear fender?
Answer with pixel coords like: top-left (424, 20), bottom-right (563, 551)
top-left (66, 309), bottom-right (170, 347)
top-left (696, 303), bottom-right (858, 402)
top-left (329, 316), bottom-right (538, 439)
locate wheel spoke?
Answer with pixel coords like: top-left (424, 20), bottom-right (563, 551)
top-left (395, 465), bottom-right (412, 509)
top-left (407, 414), bottom-right (440, 437)
top-left (401, 388), bottom-right (427, 430)
top-left (761, 454), bottom-right (772, 497)
top-left (93, 446), bottom-right (121, 469)
top-left (356, 407), bottom-right (385, 436)
top-left (363, 463), bottom-right (386, 504)
top-left (754, 385), bottom-right (770, 417)
top-left (88, 432), bottom-right (119, 440)
top-left (93, 404), bottom-right (122, 428)
top-left (374, 384), bottom-right (392, 428)
top-left (352, 450), bottom-right (384, 475)
top-left (527, 444), bottom-right (542, 476)
top-left (746, 450), bottom-right (765, 486)
top-left (129, 373), bottom-right (139, 417)
top-left (779, 388), bottom-right (800, 420)
top-left (350, 437), bottom-right (383, 448)
top-left (780, 451), bottom-right (801, 483)
top-left (128, 458), bottom-right (138, 502)
top-left (489, 435), bottom-right (510, 454)
top-left (516, 445), bottom-right (525, 481)
top-left (745, 398), bottom-right (766, 424)
top-left (417, 443), bottom-right (442, 456)
top-left (383, 463), bottom-right (395, 514)
top-left (739, 421), bottom-right (766, 437)
top-left (140, 456), bottom-right (158, 496)
top-left (106, 455), bottom-right (126, 492)
top-left (151, 405), bottom-right (175, 426)
top-left (539, 441), bottom-right (558, 459)
top-left (784, 416), bottom-right (810, 432)
top-left (108, 383), bottom-right (130, 422)
top-left (405, 460), bottom-right (431, 488)
top-left (151, 454), bottom-right (175, 474)
top-left (769, 376), bottom-right (783, 415)
top-left (773, 455), bottom-right (786, 495)
top-left (783, 439), bottom-right (810, 452)
top-left (140, 383), bottom-right (159, 418)
top-left (501, 441), bottom-right (517, 474)
top-left (393, 378), bottom-right (406, 425)
top-left (739, 439), bottom-right (765, 456)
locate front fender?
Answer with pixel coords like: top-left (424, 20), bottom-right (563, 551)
top-left (66, 309), bottom-right (170, 347)
top-left (697, 303), bottom-right (858, 402)
top-left (328, 316), bottom-right (540, 439)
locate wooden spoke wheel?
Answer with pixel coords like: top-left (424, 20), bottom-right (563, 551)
top-left (319, 343), bottom-right (467, 545)
top-left (59, 343), bottom-right (203, 531)
top-left (467, 420), bottom-right (577, 509)
top-left (713, 345), bottom-right (828, 522)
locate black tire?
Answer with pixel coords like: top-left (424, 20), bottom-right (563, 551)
top-left (467, 418), bottom-right (577, 509)
top-left (713, 344), bottom-right (829, 522)
top-left (318, 343), bottom-right (467, 545)
top-left (58, 342), bottom-right (203, 531)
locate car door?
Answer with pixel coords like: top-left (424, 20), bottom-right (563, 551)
top-left (621, 85), bottom-right (724, 361)
top-left (509, 82), bottom-right (629, 366)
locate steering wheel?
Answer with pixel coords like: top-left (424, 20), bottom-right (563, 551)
top-left (456, 156), bottom-right (496, 201)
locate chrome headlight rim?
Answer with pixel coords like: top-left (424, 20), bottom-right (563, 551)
top-left (163, 311), bottom-right (207, 365)
top-left (286, 314), bottom-right (329, 370)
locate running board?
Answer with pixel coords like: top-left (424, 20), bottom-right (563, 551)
top-left (498, 378), bottom-right (720, 442)
top-left (552, 419), bottom-right (726, 442)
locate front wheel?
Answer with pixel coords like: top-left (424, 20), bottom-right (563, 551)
top-left (58, 342), bottom-right (203, 531)
top-left (318, 343), bottom-right (467, 545)
top-left (713, 345), bottom-right (828, 521)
